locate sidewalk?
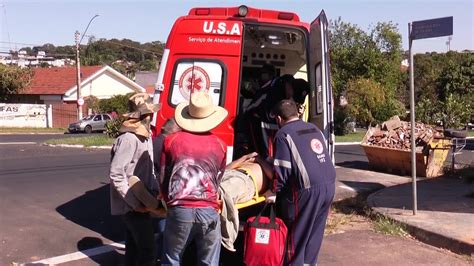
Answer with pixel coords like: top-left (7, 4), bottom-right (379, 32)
top-left (367, 177), bottom-right (474, 255)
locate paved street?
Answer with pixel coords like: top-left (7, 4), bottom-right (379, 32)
top-left (0, 134), bottom-right (122, 265)
top-left (0, 134), bottom-right (472, 265)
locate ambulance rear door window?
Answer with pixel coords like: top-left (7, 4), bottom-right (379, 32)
top-left (170, 61), bottom-right (224, 106)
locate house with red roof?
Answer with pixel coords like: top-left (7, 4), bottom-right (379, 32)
top-left (8, 65), bottom-right (146, 128)
top-left (13, 65), bottom-right (145, 104)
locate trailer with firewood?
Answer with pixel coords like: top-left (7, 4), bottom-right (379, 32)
top-left (360, 116), bottom-right (451, 177)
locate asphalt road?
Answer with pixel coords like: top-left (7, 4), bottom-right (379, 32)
top-left (0, 135), bottom-right (121, 265)
top-left (0, 134), bottom-right (472, 265)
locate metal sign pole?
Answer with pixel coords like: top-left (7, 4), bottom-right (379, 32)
top-left (408, 22), bottom-right (417, 215)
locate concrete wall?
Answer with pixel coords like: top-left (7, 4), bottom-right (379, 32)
top-left (0, 103), bottom-right (49, 128)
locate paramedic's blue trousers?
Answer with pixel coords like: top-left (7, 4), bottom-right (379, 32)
top-left (278, 183), bottom-right (335, 266)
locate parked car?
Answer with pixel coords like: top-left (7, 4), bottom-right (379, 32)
top-left (68, 114), bottom-right (112, 133)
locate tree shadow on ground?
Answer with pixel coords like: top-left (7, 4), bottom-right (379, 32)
top-left (56, 184), bottom-right (125, 241)
top-left (56, 184), bottom-right (127, 263)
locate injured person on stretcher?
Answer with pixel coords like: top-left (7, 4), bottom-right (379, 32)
top-left (219, 152), bottom-right (274, 252)
top-left (128, 151), bottom-right (274, 252)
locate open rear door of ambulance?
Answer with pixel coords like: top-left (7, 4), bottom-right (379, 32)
top-left (308, 10), bottom-right (334, 161)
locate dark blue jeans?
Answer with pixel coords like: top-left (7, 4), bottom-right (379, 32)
top-left (154, 218), bottom-right (166, 262)
top-left (122, 212), bottom-right (156, 266)
top-left (162, 206), bottom-right (221, 266)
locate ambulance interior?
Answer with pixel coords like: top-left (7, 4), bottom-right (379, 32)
top-left (234, 24), bottom-right (323, 158)
top-left (240, 24), bottom-right (309, 103)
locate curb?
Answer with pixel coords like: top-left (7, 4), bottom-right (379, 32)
top-left (367, 190), bottom-right (474, 255)
top-left (43, 143), bottom-right (112, 149)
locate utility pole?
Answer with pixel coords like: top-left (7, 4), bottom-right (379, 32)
top-left (446, 36), bottom-right (452, 51)
top-left (74, 14), bottom-right (99, 120)
top-left (408, 16), bottom-right (453, 216)
top-left (75, 30), bottom-right (82, 120)
top-left (408, 22), bottom-right (417, 215)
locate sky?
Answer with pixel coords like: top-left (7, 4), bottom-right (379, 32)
top-left (1, 0), bottom-right (473, 54)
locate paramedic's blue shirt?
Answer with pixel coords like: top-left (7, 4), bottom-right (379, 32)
top-left (273, 120), bottom-right (336, 193)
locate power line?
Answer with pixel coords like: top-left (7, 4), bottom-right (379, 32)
top-left (1, 2), bottom-right (13, 50)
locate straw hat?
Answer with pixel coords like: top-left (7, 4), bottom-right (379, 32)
top-left (174, 91), bottom-right (228, 133)
top-left (119, 119), bottom-right (152, 137)
top-left (119, 93), bottom-right (161, 137)
top-left (122, 93), bottom-right (161, 119)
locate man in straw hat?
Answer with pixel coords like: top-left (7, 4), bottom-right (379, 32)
top-left (160, 90), bottom-right (228, 265)
top-left (109, 92), bottom-right (161, 265)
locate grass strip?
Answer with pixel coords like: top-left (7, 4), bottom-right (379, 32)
top-left (373, 214), bottom-right (409, 237)
top-left (335, 131), bottom-right (366, 143)
top-left (45, 135), bottom-right (114, 147)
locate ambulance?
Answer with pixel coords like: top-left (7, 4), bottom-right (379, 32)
top-left (152, 5), bottom-right (334, 164)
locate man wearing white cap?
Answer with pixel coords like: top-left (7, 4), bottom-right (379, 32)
top-left (109, 93), bottom-right (161, 265)
top-left (160, 90), bottom-right (228, 265)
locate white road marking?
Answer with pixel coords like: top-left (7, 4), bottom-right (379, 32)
top-left (0, 142), bottom-right (36, 145)
top-left (31, 242), bottom-right (125, 265)
top-left (339, 184), bottom-right (356, 192)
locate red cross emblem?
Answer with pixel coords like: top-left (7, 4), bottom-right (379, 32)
top-left (311, 139), bottom-right (324, 154)
top-left (178, 66), bottom-right (210, 100)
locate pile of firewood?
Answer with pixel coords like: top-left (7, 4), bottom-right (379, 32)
top-left (363, 116), bottom-right (439, 150)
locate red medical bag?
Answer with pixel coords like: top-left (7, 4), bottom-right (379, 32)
top-left (243, 203), bottom-right (287, 266)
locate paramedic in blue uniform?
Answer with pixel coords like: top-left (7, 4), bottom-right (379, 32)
top-left (267, 99), bottom-right (336, 265)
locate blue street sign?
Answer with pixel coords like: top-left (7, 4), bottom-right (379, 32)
top-left (411, 16), bottom-right (453, 40)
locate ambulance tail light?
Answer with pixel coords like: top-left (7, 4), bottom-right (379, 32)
top-left (238, 5), bottom-right (248, 17)
top-left (278, 12), bottom-right (294, 20)
top-left (195, 8), bottom-right (210, 15)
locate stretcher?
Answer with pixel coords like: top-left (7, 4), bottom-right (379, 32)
top-left (235, 167), bottom-right (267, 209)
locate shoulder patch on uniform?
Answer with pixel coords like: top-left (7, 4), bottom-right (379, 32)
top-left (310, 138), bottom-right (324, 154)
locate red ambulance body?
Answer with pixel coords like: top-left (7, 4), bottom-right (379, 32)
top-left (152, 5), bottom-right (334, 163)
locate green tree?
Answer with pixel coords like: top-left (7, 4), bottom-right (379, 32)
top-left (98, 93), bottom-right (134, 115)
top-left (412, 51), bottom-right (473, 128)
top-left (441, 93), bottom-right (472, 129)
top-left (86, 95), bottom-right (101, 113)
top-left (330, 18), bottom-right (404, 131)
top-left (0, 65), bottom-right (34, 101)
top-left (345, 78), bottom-right (385, 127)
top-left (437, 52), bottom-right (473, 100)
top-left (19, 38), bottom-right (165, 77)
top-left (416, 98), bottom-right (441, 125)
